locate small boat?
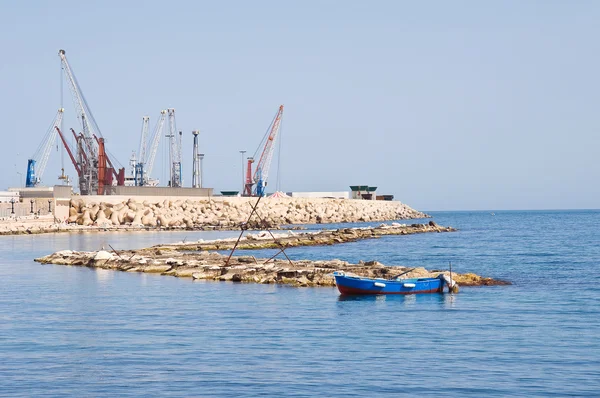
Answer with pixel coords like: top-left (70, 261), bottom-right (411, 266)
top-left (333, 271), bottom-right (456, 295)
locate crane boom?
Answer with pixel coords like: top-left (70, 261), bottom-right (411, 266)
top-left (145, 110), bottom-right (167, 179)
top-left (55, 127), bottom-right (81, 176)
top-left (138, 116), bottom-right (150, 166)
top-left (249, 105), bottom-right (284, 196)
top-left (71, 128), bottom-right (92, 194)
top-left (59, 49), bottom-right (101, 194)
top-left (59, 50), bottom-right (101, 154)
top-left (26, 108), bottom-right (64, 187)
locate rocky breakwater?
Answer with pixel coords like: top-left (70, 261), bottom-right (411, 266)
top-left (35, 248), bottom-right (510, 288)
top-left (152, 222), bottom-right (456, 252)
top-left (65, 197), bottom-right (429, 229)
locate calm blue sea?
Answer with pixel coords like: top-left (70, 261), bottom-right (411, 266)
top-left (0, 210), bottom-right (599, 397)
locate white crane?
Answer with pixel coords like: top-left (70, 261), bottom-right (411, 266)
top-left (133, 116), bottom-right (150, 186)
top-left (143, 110), bottom-right (167, 184)
top-left (166, 108), bottom-right (182, 187)
top-left (138, 116), bottom-right (150, 168)
top-left (55, 49), bottom-right (126, 194)
top-left (59, 49), bottom-right (101, 194)
top-left (26, 109), bottom-right (64, 187)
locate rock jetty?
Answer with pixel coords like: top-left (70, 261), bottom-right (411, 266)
top-left (64, 197), bottom-right (428, 229)
top-left (0, 198), bottom-right (431, 236)
top-left (152, 222), bottom-right (456, 252)
top-left (35, 247), bottom-right (510, 288)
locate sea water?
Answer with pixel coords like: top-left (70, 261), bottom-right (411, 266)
top-left (0, 210), bottom-right (599, 397)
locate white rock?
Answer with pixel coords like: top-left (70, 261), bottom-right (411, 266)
top-left (94, 250), bottom-right (113, 261)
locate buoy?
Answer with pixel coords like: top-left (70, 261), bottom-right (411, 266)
top-left (373, 282), bottom-right (386, 288)
top-left (403, 283), bottom-right (416, 288)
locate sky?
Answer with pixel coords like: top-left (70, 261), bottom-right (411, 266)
top-left (0, 0), bottom-right (598, 211)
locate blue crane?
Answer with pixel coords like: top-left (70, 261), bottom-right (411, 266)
top-left (26, 109), bottom-right (64, 187)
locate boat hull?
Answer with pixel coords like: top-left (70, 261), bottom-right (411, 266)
top-left (334, 273), bottom-right (444, 295)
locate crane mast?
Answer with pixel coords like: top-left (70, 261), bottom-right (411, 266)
top-left (166, 108), bottom-right (182, 187)
top-left (244, 105), bottom-right (284, 196)
top-left (26, 108), bottom-right (64, 187)
top-left (134, 116), bottom-right (150, 186)
top-left (178, 130), bottom-right (183, 185)
top-left (192, 130), bottom-right (200, 188)
top-left (71, 128), bottom-right (92, 194)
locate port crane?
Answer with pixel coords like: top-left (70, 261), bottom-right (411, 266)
top-left (133, 111), bottom-right (167, 186)
top-left (58, 49), bottom-right (124, 194)
top-left (25, 109), bottom-right (64, 187)
top-left (132, 115), bottom-right (149, 186)
top-left (138, 116), bottom-right (150, 173)
top-left (166, 108), bottom-right (182, 187)
top-left (244, 105), bottom-right (284, 196)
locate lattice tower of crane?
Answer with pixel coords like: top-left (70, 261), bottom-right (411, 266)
top-left (244, 105), bottom-right (284, 197)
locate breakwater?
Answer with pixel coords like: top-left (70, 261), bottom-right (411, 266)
top-left (0, 197), bottom-right (428, 236)
top-left (34, 224), bottom-right (509, 288)
top-left (35, 246), bottom-right (508, 288)
top-left (64, 197), bottom-right (428, 228)
top-left (151, 222), bottom-right (455, 251)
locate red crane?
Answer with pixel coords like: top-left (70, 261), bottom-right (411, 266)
top-left (56, 127), bottom-right (124, 195)
top-left (55, 127), bottom-right (81, 176)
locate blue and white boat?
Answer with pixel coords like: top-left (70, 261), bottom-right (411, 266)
top-left (333, 271), bottom-right (456, 295)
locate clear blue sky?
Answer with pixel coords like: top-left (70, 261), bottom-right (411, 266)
top-left (1, 0), bottom-right (598, 210)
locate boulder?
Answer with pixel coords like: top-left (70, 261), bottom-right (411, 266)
top-left (157, 214), bottom-right (169, 227)
top-left (141, 215), bottom-right (155, 226)
top-left (90, 205), bottom-right (100, 221)
top-left (81, 210), bottom-right (93, 226)
top-left (110, 210), bottom-right (120, 225)
top-left (95, 210), bottom-right (108, 225)
top-left (94, 251), bottom-right (112, 261)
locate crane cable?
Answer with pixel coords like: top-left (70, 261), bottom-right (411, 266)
top-left (252, 110), bottom-right (279, 160)
top-left (31, 114), bottom-right (60, 161)
top-left (276, 118), bottom-right (283, 192)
